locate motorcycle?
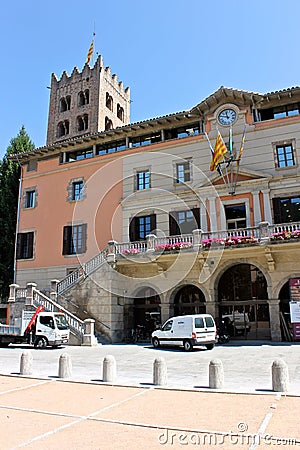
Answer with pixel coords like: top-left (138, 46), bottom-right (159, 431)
top-left (217, 321), bottom-right (230, 344)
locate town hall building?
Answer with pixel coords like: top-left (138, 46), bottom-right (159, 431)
top-left (11, 54), bottom-right (300, 343)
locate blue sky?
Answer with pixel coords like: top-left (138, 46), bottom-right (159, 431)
top-left (1, 0), bottom-right (300, 158)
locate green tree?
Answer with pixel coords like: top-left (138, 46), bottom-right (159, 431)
top-left (0, 126), bottom-right (35, 300)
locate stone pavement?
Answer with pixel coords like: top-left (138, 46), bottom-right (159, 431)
top-left (0, 374), bottom-right (299, 450)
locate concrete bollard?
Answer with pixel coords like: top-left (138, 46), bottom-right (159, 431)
top-left (58, 353), bottom-right (72, 379)
top-left (103, 355), bottom-right (117, 383)
top-left (272, 359), bottom-right (289, 392)
top-left (20, 350), bottom-right (33, 375)
top-left (209, 359), bottom-right (224, 389)
top-left (153, 357), bottom-right (168, 386)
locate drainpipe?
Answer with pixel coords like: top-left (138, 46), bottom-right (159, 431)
top-left (13, 159), bottom-right (23, 284)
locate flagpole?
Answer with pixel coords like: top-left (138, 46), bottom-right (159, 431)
top-left (231, 125), bottom-right (246, 195)
top-left (216, 126), bottom-right (230, 187)
top-left (204, 132), bottom-right (228, 187)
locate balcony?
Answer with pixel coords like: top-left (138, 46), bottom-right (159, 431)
top-left (115, 221), bottom-right (300, 257)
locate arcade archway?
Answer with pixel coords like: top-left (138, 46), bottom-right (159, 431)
top-left (218, 263), bottom-right (270, 340)
top-left (279, 281), bottom-right (292, 341)
top-left (174, 285), bottom-right (206, 316)
top-left (124, 287), bottom-right (161, 340)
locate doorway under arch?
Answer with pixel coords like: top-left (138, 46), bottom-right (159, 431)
top-left (279, 281), bottom-right (293, 341)
top-left (125, 287), bottom-right (161, 339)
top-left (174, 285), bottom-right (206, 316)
top-left (218, 263), bottom-right (270, 340)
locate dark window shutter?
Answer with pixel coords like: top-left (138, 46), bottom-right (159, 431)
top-left (169, 213), bottom-right (180, 235)
top-left (16, 233), bottom-right (22, 259)
top-left (129, 217), bottom-right (137, 242)
top-left (27, 232), bottom-right (34, 258)
top-left (150, 214), bottom-right (156, 233)
top-left (272, 198), bottom-right (281, 224)
top-left (192, 208), bottom-right (201, 229)
top-left (62, 226), bottom-right (71, 255)
top-left (81, 224), bottom-right (87, 253)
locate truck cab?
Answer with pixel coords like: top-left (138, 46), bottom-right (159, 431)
top-left (33, 312), bottom-right (70, 348)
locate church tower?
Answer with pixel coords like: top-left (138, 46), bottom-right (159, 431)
top-left (46, 55), bottom-right (130, 145)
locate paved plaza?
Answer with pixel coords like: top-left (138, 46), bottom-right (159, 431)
top-left (0, 341), bottom-right (299, 449)
top-left (0, 341), bottom-right (300, 394)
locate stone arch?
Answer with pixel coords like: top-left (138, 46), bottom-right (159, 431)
top-left (172, 283), bottom-right (206, 316)
top-left (273, 273), bottom-right (300, 299)
top-left (125, 286), bottom-right (161, 338)
top-left (277, 275), bottom-right (300, 341)
top-left (217, 262), bottom-right (270, 339)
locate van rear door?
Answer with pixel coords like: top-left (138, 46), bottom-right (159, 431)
top-left (194, 316), bottom-right (216, 343)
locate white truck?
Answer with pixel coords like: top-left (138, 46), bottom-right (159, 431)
top-left (151, 314), bottom-right (216, 351)
top-left (0, 306), bottom-right (70, 348)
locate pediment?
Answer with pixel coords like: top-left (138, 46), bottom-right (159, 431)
top-left (189, 86), bottom-right (264, 117)
top-left (200, 167), bottom-right (271, 189)
top-left (210, 163), bottom-right (271, 186)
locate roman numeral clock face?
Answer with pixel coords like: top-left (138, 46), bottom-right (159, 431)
top-left (218, 109), bottom-right (237, 126)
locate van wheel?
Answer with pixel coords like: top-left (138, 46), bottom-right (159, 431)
top-left (152, 337), bottom-right (160, 348)
top-left (34, 337), bottom-right (48, 349)
top-left (206, 344), bottom-right (215, 350)
top-left (183, 340), bottom-right (193, 352)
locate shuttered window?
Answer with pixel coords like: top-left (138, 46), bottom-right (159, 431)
top-left (16, 232), bottom-right (34, 259)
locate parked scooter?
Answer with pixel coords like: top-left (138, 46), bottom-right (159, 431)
top-left (217, 320), bottom-right (230, 344)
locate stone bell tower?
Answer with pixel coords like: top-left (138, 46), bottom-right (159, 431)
top-left (46, 55), bottom-right (130, 145)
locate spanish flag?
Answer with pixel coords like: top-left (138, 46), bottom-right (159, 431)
top-left (86, 40), bottom-right (94, 64)
top-left (210, 131), bottom-right (227, 171)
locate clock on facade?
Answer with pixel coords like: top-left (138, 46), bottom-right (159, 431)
top-left (218, 109), bottom-right (237, 126)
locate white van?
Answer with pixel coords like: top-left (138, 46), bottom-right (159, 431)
top-left (151, 314), bottom-right (216, 351)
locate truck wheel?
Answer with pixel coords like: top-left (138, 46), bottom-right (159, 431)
top-left (183, 340), bottom-right (193, 352)
top-left (34, 337), bottom-right (48, 349)
top-left (206, 344), bottom-right (215, 350)
top-left (152, 337), bottom-right (160, 348)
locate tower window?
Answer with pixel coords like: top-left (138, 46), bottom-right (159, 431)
top-left (84, 89), bottom-right (89, 104)
top-left (78, 90), bottom-right (89, 107)
top-left (105, 117), bottom-right (113, 131)
top-left (57, 120), bottom-right (69, 137)
top-left (106, 93), bottom-right (113, 111)
top-left (59, 96), bottom-right (71, 112)
top-left (117, 104), bottom-right (124, 121)
top-left (77, 114), bottom-right (89, 131)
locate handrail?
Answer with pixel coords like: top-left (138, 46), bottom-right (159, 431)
top-left (33, 288), bottom-right (85, 337)
top-left (57, 248), bottom-right (108, 294)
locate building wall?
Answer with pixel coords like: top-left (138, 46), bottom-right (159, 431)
top-left (17, 154), bottom-right (123, 290)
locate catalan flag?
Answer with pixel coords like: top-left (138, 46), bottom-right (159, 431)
top-left (86, 39), bottom-right (94, 64)
top-left (210, 131), bottom-right (227, 171)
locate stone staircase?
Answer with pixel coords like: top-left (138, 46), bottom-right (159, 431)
top-left (10, 284), bottom-right (97, 346)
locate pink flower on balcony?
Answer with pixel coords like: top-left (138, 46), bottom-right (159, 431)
top-left (122, 248), bottom-right (140, 255)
